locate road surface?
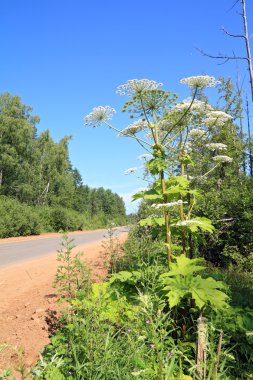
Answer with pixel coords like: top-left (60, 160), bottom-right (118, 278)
top-left (0, 227), bottom-right (126, 268)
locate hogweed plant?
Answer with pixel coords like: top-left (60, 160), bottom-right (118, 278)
top-left (84, 76), bottom-right (233, 268)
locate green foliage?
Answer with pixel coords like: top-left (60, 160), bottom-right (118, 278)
top-left (0, 196), bottom-right (41, 237)
top-left (195, 177), bottom-right (253, 267)
top-left (0, 92), bottom-right (126, 238)
top-left (160, 255), bottom-right (229, 309)
top-left (54, 235), bottom-right (91, 302)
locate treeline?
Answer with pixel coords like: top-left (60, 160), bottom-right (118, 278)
top-left (0, 93), bottom-right (126, 237)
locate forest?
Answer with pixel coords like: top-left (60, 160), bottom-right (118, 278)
top-left (0, 92), bottom-right (126, 238)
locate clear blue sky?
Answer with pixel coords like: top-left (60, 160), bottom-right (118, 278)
top-left (1, 0), bottom-right (252, 213)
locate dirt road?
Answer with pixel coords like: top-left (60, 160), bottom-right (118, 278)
top-left (0, 230), bottom-right (128, 374)
top-left (0, 227), bottom-right (126, 267)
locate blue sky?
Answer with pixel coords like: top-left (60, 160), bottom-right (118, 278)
top-left (1, 0), bottom-right (252, 212)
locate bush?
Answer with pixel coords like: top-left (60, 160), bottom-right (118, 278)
top-left (0, 196), bottom-right (41, 237)
top-left (49, 207), bottom-right (84, 232)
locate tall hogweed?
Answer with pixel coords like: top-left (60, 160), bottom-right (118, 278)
top-left (84, 77), bottom-right (233, 378)
top-left (84, 76), bottom-right (233, 268)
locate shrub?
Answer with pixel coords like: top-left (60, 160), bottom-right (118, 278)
top-left (0, 196), bottom-right (41, 237)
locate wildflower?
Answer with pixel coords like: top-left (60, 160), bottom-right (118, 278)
top-left (170, 98), bottom-right (213, 113)
top-left (118, 119), bottom-right (148, 136)
top-left (124, 167), bottom-right (138, 175)
top-left (84, 106), bottom-right (116, 127)
top-left (180, 75), bottom-right (219, 88)
top-left (205, 110), bottom-right (232, 127)
top-left (175, 220), bottom-right (204, 227)
top-left (117, 79), bottom-right (163, 96)
top-left (145, 132), bottom-right (153, 140)
top-left (206, 143), bottom-right (227, 151)
top-left (157, 119), bottom-right (173, 131)
top-left (146, 320), bottom-right (150, 324)
top-left (189, 128), bottom-right (207, 138)
top-left (137, 153), bottom-right (152, 160)
top-left (212, 155), bottom-right (233, 163)
top-left (184, 142), bottom-right (192, 153)
top-left (151, 200), bottom-right (187, 209)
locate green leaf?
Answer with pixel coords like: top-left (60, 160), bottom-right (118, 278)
top-left (189, 217), bottom-right (215, 233)
top-left (160, 254), bottom-right (229, 310)
top-left (161, 254), bottom-right (205, 278)
top-left (139, 217), bottom-right (165, 226)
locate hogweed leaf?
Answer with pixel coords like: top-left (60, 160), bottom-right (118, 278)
top-left (139, 217), bottom-right (165, 227)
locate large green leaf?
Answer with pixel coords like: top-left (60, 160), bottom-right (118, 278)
top-left (160, 254), bottom-right (229, 310)
top-left (160, 254), bottom-right (205, 278)
top-left (139, 217), bottom-right (165, 226)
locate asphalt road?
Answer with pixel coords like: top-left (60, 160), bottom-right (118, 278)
top-left (0, 227), bottom-right (127, 268)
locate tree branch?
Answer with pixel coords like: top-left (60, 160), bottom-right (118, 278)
top-left (196, 47), bottom-right (248, 65)
top-left (221, 26), bottom-right (245, 39)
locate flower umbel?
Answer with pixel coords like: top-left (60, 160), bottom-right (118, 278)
top-left (180, 75), bottom-right (219, 89)
top-left (151, 200), bottom-right (187, 209)
top-left (84, 106), bottom-right (116, 127)
top-left (117, 79), bottom-right (163, 97)
top-left (205, 110), bottom-right (232, 127)
top-left (213, 155), bottom-right (233, 163)
top-left (170, 98), bottom-right (213, 113)
top-left (206, 143), bottom-right (227, 151)
top-left (189, 128), bottom-right (207, 138)
top-left (117, 119), bottom-right (148, 136)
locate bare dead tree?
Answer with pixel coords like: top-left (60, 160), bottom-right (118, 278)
top-left (197, 0), bottom-right (253, 103)
top-left (246, 95), bottom-right (253, 175)
top-left (235, 73), bottom-right (246, 173)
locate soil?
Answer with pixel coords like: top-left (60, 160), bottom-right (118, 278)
top-left (0, 231), bottom-right (128, 377)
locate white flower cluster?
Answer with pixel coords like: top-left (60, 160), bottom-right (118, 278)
top-left (184, 142), bottom-right (192, 153)
top-left (189, 128), bottom-right (207, 138)
top-left (151, 200), bottom-right (187, 209)
top-left (124, 167), bottom-right (138, 175)
top-left (117, 79), bottom-right (163, 96)
top-left (205, 110), bottom-right (232, 127)
top-left (157, 119), bottom-right (173, 131)
top-left (137, 153), bottom-right (152, 160)
top-left (206, 143), bottom-right (227, 151)
top-left (180, 75), bottom-right (219, 88)
top-left (84, 106), bottom-right (116, 127)
top-left (118, 119), bottom-right (148, 136)
top-left (212, 155), bottom-right (233, 163)
top-left (171, 98), bottom-right (212, 113)
top-left (175, 220), bottom-right (203, 227)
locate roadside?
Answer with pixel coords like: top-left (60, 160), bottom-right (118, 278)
top-left (0, 232), bottom-right (128, 373)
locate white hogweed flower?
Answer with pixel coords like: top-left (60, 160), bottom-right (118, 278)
top-left (171, 98), bottom-right (213, 113)
top-left (205, 110), bottom-right (232, 127)
top-left (151, 200), bottom-right (187, 209)
top-left (117, 79), bottom-right (163, 96)
top-left (212, 155), bottom-right (233, 163)
top-left (145, 132), bottom-right (153, 140)
top-left (84, 106), bottom-right (116, 127)
top-left (180, 75), bottom-right (219, 89)
top-left (175, 220), bottom-right (204, 226)
top-left (184, 142), bottom-right (192, 153)
top-left (206, 143), bottom-right (227, 151)
top-left (189, 128), bottom-right (207, 138)
top-left (117, 119), bottom-right (148, 136)
top-left (124, 167), bottom-right (138, 175)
